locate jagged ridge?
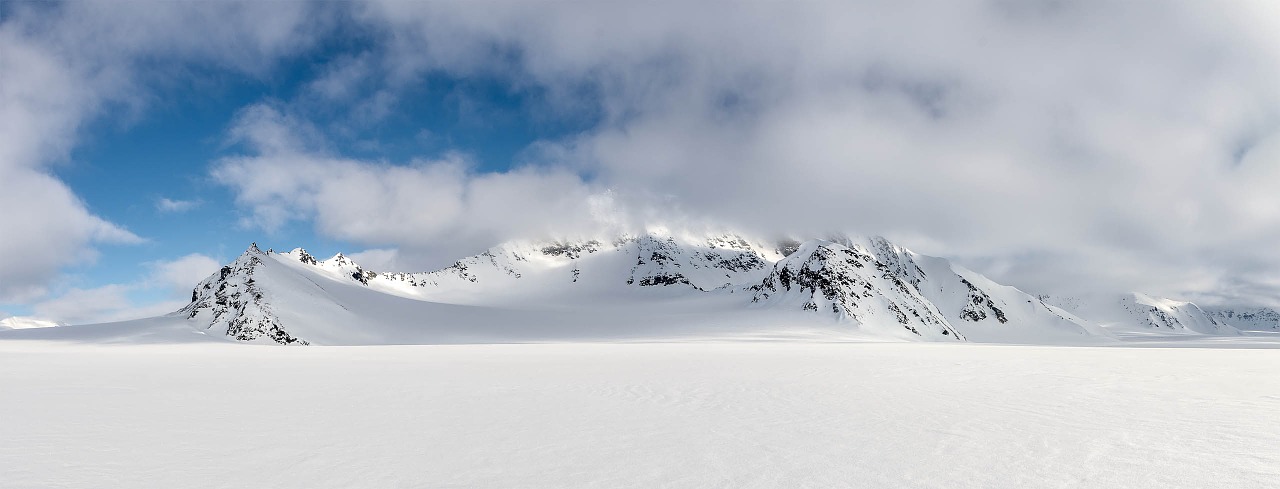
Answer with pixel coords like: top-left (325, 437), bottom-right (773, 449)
top-left (176, 232), bottom-right (1245, 345)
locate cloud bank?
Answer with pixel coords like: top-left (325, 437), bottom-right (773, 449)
top-left (217, 1), bottom-right (1280, 304)
top-left (4, 1), bottom-right (1280, 309)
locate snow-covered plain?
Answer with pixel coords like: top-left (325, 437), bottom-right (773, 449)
top-left (3, 338), bottom-right (1279, 489)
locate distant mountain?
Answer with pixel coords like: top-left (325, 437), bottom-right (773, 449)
top-left (1038, 293), bottom-right (1239, 335)
top-left (1204, 307), bottom-right (1280, 331)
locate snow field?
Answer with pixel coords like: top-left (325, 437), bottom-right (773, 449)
top-left (2, 341), bottom-right (1278, 488)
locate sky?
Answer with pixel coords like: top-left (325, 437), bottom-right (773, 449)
top-left (1, 0), bottom-right (1279, 325)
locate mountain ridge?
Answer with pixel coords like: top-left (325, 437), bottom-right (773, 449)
top-left (4, 231), bottom-right (1259, 346)
top-left (173, 231), bottom-right (1126, 345)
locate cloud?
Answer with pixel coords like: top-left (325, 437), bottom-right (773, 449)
top-left (9, 1), bottom-right (1276, 309)
top-left (29, 284), bottom-right (162, 326)
top-left (0, 167), bottom-right (141, 302)
top-left (0, 1), bottom-right (322, 303)
top-left (156, 197), bottom-right (199, 214)
top-left (148, 253), bottom-right (223, 293)
top-left (318, 0), bottom-right (1278, 305)
top-left (0, 23), bottom-right (142, 302)
top-left (212, 103), bottom-right (611, 265)
top-left (347, 248), bottom-right (401, 273)
top-left (201, 1), bottom-right (1280, 304)
top-left (26, 253), bottom-right (222, 325)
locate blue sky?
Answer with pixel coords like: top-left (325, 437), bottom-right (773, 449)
top-left (58, 45), bottom-right (594, 276)
top-left (2, 1), bottom-right (1279, 323)
top-left (0, 1), bottom-right (607, 321)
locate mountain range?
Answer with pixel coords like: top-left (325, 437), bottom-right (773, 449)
top-left (4, 230), bottom-right (1277, 344)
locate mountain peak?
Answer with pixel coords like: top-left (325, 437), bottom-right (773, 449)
top-left (286, 248), bottom-right (318, 266)
top-left (182, 245), bottom-right (306, 345)
top-left (324, 252), bottom-right (357, 268)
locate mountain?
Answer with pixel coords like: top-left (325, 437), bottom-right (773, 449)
top-left (1038, 293), bottom-right (1239, 335)
top-left (1205, 307), bottom-right (1280, 331)
top-left (4, 230), bottom-right (1255, 346)
top-left (180, 243), bottom-right (313, 344)
top-left (749, 238), bottom-right (1106, 342)
top-left (156, 231), bottom-right (1120, 345)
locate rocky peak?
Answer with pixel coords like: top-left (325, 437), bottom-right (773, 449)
top-left (623, 233), bottom-right (770, 290)
top-left (287, 247), bottom-right (318, 265)
top-left (180, 246), bottom-right (306, 345)
top-left (316, 253), bottom-right (376, 285)
top-left (539, 240), bottom-right (603, 259)
top-left (751, 240), bottom-right (961, 340)
top-left (326, 253), bottom-right (355, 267)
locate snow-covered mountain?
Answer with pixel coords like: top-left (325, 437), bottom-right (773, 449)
top-left (1205, 307), bottom-right (1280, 331)
top-left (180, 243), bottom-right (311, 344)
top-left (5, 230), bottom-right (1260, 346)
top-left (748, 237), bottom-right (1106, 342)
top-left (1038, 293), bottom-right (1239, 335)
top-left (157, 231), bottom-right (1122, 345)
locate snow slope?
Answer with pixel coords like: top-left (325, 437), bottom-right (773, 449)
top-left (2, 340), bottom-right (1277, 489)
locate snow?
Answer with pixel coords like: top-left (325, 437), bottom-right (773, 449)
top-left (2, 339), bottom-right (1278, 488)
top-left (0, 316), bottom-right (63, 330)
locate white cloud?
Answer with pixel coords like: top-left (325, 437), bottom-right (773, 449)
top-left (200, 0), bottom-right (1280, 304)
top-left (213, 104), bottom-right (612, 266)
top-left (147, 253), bottom-right (222, 293)
top-left (0, 26), bottom-right (142, 302)
top-left (347, 248), bottom-right (401, 273)
top-left (0, 1), bottom-right (321, 303)
top-left (156, 197), bottom-right (199, 214)
top-left (0, 167), bottom-right (141, 302)
top-left (31, 284), bottom-right (141, 325)
top-left (319, 0), bottom-right (1280, 305)
top-left (26, 253), bottom-right (222, 326)
top-left (8, 1), bottom-right (1279, 309)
